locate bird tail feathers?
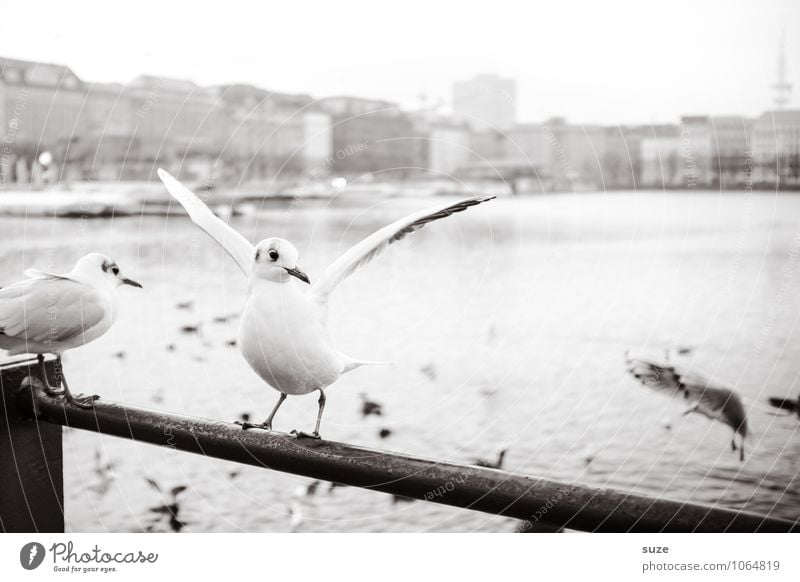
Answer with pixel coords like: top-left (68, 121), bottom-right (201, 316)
top-left (342, 356), bottom-right (393, 374)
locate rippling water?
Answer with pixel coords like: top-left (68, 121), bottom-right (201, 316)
top-left (2, 190), bottom-right (800, 532)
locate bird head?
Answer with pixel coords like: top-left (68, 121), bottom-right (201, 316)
top-left (75, 253), bottom-right (142, 289)
top-left (253, 238), bottom-right (310, 284)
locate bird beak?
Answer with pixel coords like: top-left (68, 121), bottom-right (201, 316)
top-left (122, 277), bottom-right (143, 288)
top-left (284, 266), bottom-right (310, 284)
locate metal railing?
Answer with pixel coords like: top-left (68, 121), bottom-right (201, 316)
top-left (1, 356), bottom-right (798, 533)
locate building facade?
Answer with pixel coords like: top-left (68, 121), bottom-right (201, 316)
top-left (318, 96), bottom-right (417, 178)
top-left (453, 74), bottom-right (516, 131)
top-left (752, 110), bottom-right (800, 186)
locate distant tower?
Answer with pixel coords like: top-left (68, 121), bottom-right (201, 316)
top-left (773, 34), bottom-right (792, 110)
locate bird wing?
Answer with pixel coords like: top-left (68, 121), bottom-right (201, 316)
top-left (627, 357), bottom-right (687, 397)
top-left (23, 268), bottom-right (71, 280)
top-left (309, 196), bottom-right (495, 305)
top-left (158, 169), bottom-right (255, 278)
top-left (0, 277), bottom-right (106, 343)
top-left (628, 357), bottom-right (719, 404)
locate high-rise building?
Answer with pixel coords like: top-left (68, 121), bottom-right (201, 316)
top-left (317, 96), bottom-right (417, 177)
top-left (452, 74), bottom-right (516, 131)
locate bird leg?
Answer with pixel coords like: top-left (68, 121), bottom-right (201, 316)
top-left (737, 435), bottom-right (745, 462)
top-left (730, 434), bottom-right (746, 462)
top-left (38, 354), bottom-right (61, 396)
top-left (237, 393), bottom-right (287, 431)
top-left (59, 367), bottom-right (100, 409)
top-left (292, 389), bottom-right (326, 439)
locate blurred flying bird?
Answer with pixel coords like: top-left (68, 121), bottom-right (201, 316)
top-left (145, 480), bottom-right (189, 533)
top-left (626, 354), bottom-right (749, 461)
top-left (419, 362), bottom-right (438, 381)
top-left (87, 449), bottom-right (118, 497)
top-left (766, 394), bottom-right (800, 419)
top-left (159, 169), bottom-right (494, 438)
top-left (0, 253), bottom-right (141, 407)
top-left (360, 393), bottom-right (383, 418)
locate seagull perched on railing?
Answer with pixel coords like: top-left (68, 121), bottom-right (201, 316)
top-left (158, 169), bottom-right (494, 438)
top-left (0, 253), bottom-right (142, 407)
top-left (625, 352), bottom-right (749, 461)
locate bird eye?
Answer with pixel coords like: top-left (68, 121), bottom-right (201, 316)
top-left (111, 266), bottom-right (120, 275)
top-left (268, 250), bottom-right (279, 261)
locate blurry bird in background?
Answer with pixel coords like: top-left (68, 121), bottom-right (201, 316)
top-left (360, 393), bottom-right (384, 418)
top-left (766, 394), bottom-right (800, 419)
top-left (625, 352), bottom-right (749, 461)
top-left (87, 449), bottom-right (118, 497)
top-left (144, 479), bottom-right (189, 533)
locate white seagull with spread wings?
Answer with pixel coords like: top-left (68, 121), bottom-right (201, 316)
top-left (0, 253), bottom-right (142, 407)
top-left (158, 169), bottom-right (493, 438)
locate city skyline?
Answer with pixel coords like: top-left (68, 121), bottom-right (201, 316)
top-left (1, 0), bottom-right (797, 126)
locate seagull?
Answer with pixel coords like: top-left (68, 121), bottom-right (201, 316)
top-left (158, 169), bottom-right (494, 438)
top-left (626, 353), bottom-right (749, 461)
top-left (0, 253), bottom-right (142, 407)
top-left (359, 393), bottom-right (383, 418)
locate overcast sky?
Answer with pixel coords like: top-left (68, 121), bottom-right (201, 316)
top-left (1, 0), bottom-right (797, 125)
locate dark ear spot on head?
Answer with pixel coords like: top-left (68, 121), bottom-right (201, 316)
top-left (101, 261), bottom-right (110, 273)
top-left (255, 250), bottom-right (261, 262)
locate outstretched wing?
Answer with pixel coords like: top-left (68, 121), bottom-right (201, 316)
top-left (627, 357), bottom-right (688, 398)
top-left (627, 357), bottom-right (740, 413)
top-left (158, 169), bottom-right (255, 278)
top-left (309, 196), bottom-right (495, 305)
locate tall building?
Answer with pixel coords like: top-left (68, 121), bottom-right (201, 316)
top-left (602, 125), bottom-right (647, 189)
top-left (452, 74), bottom-right (516, 131)
top-left (317, 96), bottom-right (417, 177)
top-left (504, 118), bottom-right (608, 189)
top-left (639, 125), bottom-right (682, 188)
top-left (0, 57), bottom-right (85, 183)
top-left (708, 116), bottom-right (753, 187)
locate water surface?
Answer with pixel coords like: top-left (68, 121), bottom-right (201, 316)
top-left (2, 190), bottom-right (799, 532)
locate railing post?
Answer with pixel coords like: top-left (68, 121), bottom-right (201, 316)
top-left (0, 356), bottom-right (64, 533)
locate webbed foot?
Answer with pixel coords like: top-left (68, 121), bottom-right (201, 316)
top-left (235, 421), bottom-right (271, 431)
top-left (66, 393), bottom-right (100, 409)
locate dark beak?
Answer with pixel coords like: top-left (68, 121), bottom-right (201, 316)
top-left (122, 277), bottom-right (143, 288)
top-left (284, 267), bottom-right (310, 284)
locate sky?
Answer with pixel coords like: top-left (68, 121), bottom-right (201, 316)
top-left (1, 0), bottom-right (798, 125)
